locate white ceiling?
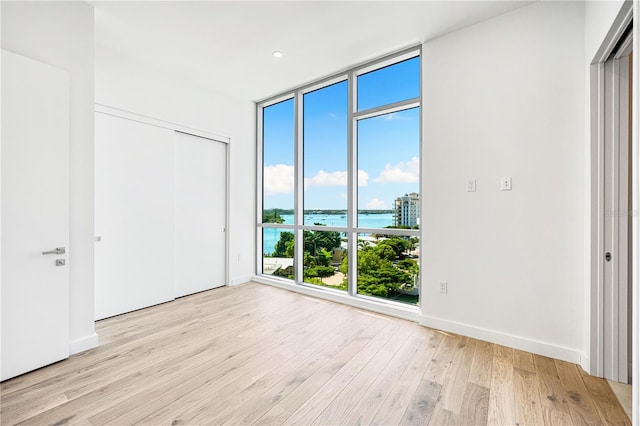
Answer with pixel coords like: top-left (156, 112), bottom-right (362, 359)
top-left (93, 1), bottom-right (531, 102)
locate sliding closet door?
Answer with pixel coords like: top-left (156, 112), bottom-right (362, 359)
top-left (95, 114), bottom-right (175, 320)
top-left (174, 132), bottom-right (227, 297)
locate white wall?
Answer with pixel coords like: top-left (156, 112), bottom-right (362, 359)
top-left (1, 1), bottom-right (98, 354)
top-left (95, 45), bottom-right (256, 286)
top-left (420, 1), bottom-right (586, 363)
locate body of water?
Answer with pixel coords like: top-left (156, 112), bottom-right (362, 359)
top-left (262, 213), bottom-right (394, 254)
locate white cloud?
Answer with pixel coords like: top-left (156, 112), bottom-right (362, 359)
top-left (358, 170), bottom-right (369, 186)
top-left (366, 198), bottom-right (387, 209)
top-left (374, 157), bottom-right (419, 184)
top-left (305, 170), bottom-right (346, 188)
top-left (263, 164), bottom-right (294, 195)
top-left (304, 169), bottom-right (369, 189)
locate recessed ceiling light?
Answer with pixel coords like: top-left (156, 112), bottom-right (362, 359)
top-left (272, 51), bottom-right (283, 58)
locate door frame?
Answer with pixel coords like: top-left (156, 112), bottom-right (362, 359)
top-left (589, 1), bottom-right (638, 422)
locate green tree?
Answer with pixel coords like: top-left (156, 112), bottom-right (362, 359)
top-left (397, 258), bottom-right (419, 275)
top-left (263, 209), bottom-right (285, 224)
top-left (273, 231), bottom-right (294, 257)
top-left (374, 244), bottom-right (396, 262)
top-left (377, 237), bottom-right (411, 259)
top-left (305, 265), bottom-right (335, 279)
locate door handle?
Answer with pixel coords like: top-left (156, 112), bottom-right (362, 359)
top-left (42, 247), bottom-right (65, 255)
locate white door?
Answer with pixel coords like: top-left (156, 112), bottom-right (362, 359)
top-left (1, 51), bottom-right (70, 381)
top-left (94, 114), bottom-right (175, 320)
top-left (174, 132), bottom-right (227, 297)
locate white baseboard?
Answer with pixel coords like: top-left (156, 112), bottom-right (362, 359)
top-left (419, 314), bottom-right (582, 365)
top-left (230, 275), bottom-right (253, 286)
top-left (580, 353), bottom-right (591, 374)
top-left (69, 333), bottom-right (99, 355)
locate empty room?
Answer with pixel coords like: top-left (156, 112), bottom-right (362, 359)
top-left (1, 0), bottom-right (639, 425)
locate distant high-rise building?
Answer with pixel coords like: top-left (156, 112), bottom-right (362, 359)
top-left (394, 192), bottom-right (420, 227)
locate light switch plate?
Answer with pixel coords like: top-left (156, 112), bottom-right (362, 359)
top-left (466, 178), bottom-right (476, 192)
top-left (501, 176), bottom-right (512, 191)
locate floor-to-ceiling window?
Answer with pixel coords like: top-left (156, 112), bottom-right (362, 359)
top-left (258, 47), bottom-right (421, 306)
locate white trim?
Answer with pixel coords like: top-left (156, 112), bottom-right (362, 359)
top-left (590, 61), bottom-right (606, 377)
top-left (253, 276), bottom-right (420, 322)
top-left (419, 315), bottom-right (583, 364)
top-left (631, 2), bottom-right (639, 424)
top-left (229, 275), bottom-right (253, 286)
top-left (95, 103), bottom-right (230, 143)
top-left (69, 333), bottom-right (99, 355)
top-left (225, 140), bottom-right (231, 288)
top-left (580, 354), bottom-right (590, 374)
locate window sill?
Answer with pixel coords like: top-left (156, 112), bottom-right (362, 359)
top-left (252, 274), bottom-right (420, 323)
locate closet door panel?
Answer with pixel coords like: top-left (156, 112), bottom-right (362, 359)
top-left (174, 132), bottom-right (226, 297)
top-left (95, 113), bottom-right (175, 320)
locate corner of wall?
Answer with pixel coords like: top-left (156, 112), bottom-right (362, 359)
top-left (69, 333), bottom-right (99, 355)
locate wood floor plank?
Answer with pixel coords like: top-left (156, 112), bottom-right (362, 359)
top-left (422, 331), bottom-right (460, 385)
top-left (88, 296), bottom-right (342, 425)
top-left (368, 331), bottom-right (445, 426)
top-left (534, 355), bottom-right (573, 425)
top-left (459, 382), bottom-right (489, 425)
top-left (555, 360), bottom-right (603, 425)
top-left (399, 378), bottom-right (441, 425)
top-left (427, 406), bottom-right (459, 426)
top-left (281, 321), bottom-right (401, 425)
top-left (17, 288), bottom-right (334, 425)
top-left (487, 344), bottom-right (515, 425)
top-left (310, 323), bottom-right (416, 425)
top-left (339, 328), bottom-right (435, 426)
top-left (437, 336), bottom-right (476, 414)
top-left (579, 369), bottom-right (631, 425)
top-left (1, 284), bottom-right (286, 403)
top-left (513, 366), bottom-right (544, 426)
top-left (533, 353), bottom-right (560, 378)
top-left (0, 282), bottom-right (628, 426)
top-left (513, 348), bottom-right (536, 372)
top-left (3, 286), bottom-right (293, 424)
top-left (254, 316), bottom-right (392, 425)
top-left (468, 339), bottom-right (494, 388)
top-left (143, 304), bottom-right (371, 425)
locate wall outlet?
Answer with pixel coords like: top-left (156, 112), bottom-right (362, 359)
top-left (466, 178), bottom-right (476, 192)
top-left (501, 176), bottom-right (512, 191)
top-left (439, 281), bottom-right (448, 293)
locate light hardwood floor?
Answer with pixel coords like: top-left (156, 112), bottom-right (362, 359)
top-left (0, 282), bottom-right (630, 425)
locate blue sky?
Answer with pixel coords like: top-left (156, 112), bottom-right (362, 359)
top-left (263, 57), bottom-right (419, 211)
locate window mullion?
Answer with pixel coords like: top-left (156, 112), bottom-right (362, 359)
top-left (347, 70), bottom-right (357, 297)
top-left (256, 105), bottom-right (264, 273)
top-left (293, 92), bottom-right (304, 284)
